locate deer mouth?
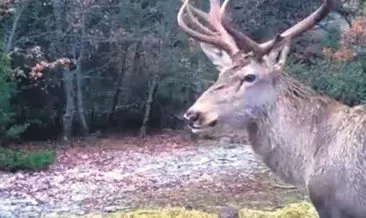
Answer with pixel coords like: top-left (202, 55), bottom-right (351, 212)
top-left (189, 119), bottom-right (218, 132)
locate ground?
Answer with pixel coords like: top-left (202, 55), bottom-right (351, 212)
top-left (0, 131), bottom-right (306, 217)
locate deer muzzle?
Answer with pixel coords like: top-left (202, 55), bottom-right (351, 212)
top-left (184, 105), bottom-right (219, 132)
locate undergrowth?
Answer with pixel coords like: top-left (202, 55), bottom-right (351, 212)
top-left (0, 148), bottom-right (56, 172)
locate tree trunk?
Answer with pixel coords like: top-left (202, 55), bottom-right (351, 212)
top-left (74, 11), bottom-right (89, 136)
top-left (139, 73), bottom-right (159, 138)
top-left (5, 3), bottom-right (26, 53)
top-left (109, 41), bottom-right (141, 127)
top-left (108, 43), bottom-right (129, 124)
top-left (75, 64), bottom-right (89, 136)
top-left (62, 66), bottom-right (75, 141)
top-left (52, 1), bottom-right (76, 141)
top-left (131, 41), bottom-right (142, 75)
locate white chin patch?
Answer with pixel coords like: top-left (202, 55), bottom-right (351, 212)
top-left (190, 126), bottom-right (213, 134)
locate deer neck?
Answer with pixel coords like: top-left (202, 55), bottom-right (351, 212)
top-left (246, 74), bottom-right (343, 188)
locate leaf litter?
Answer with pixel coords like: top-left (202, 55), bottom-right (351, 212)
top-left (0, 132), bottom-right (305, 217)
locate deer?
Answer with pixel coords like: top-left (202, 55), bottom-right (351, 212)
top-left (177, 0), bottom-right (366, 217)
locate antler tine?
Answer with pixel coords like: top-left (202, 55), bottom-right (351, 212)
top-left (222, 19), bottom-right (267, 54)
top-left (220, 0), bottom-right (267, 54)
top-left (208, 0), bottom-right (221, 26)
top-left (188, 0), bottom-right (236, 45)
top-left (220, 0), bottom-right (230, 15)
top-left (177, 0), bottom-right (225, 50)
top-left (185, 4), bottom-right (215, 35)
top-left (177, 0), bottom-right (239, 56)
top-left (177, 0), bottom-right (213, 42)
top-left (208, 0), bottom-right (240, 54)
top-left (259, 0), bottom-right (334, 51)
top-left (187, 2), bottom-right (210, 21)
top-left (222, 0), bottom-right (333, 58)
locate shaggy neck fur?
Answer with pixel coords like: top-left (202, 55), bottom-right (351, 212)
top-left (246, 73), bottom-right (348, 191)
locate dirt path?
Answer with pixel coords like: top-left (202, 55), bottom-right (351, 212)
top-left (0, 133), bottom-right (305, 218)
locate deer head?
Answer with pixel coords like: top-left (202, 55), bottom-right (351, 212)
top-left (178, 0), bottom-right (333, 134)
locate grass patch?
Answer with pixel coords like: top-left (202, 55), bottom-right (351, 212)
top-left (237, 201), bottom-right (317, 218)
top-left (79, 201), bottom-right (317, 218)
top-left (0, 148), bottom-right (56, 172)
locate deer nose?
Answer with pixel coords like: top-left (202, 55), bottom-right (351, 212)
top-left (184, 110), bottom-right (200, 123)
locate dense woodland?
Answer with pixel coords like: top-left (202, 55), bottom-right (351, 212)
top-left (0, 0), bottom-right (365, 144)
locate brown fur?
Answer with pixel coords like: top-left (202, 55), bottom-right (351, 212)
top-left (177, 0), bottom-right (365, 216)
top-left (240, 72), bottom-right (366, 217)
top-left (186, 64), bottom-right (366, 217)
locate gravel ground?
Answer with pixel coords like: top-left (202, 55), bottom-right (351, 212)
top-left (0, 135), bottom-right (301, 218)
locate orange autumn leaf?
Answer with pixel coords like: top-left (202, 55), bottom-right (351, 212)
top-left (29, 58), bottom-right (74, 80)
top-left (324, 16), bottom-right (366, 61)
top-left (333, 48), bottom-right (354, 61)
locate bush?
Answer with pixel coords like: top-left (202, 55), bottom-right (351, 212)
top-left (288, 17), bottom-right (366, 106)
top-left (287, 59), bottom-right (366, 106)
top-left (0, 50), bottom-right (29, 144)
top-left (0, 148), bottom-right (56, 172)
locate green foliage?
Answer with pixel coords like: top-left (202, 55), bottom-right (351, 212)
top-left (6, 124), bottom-right (29, 140)
top-left (287, 21), bottom-right (366, 106)
top-left (287, 60), bottom-right (366, 106)
top-left (320, 26), bottom-right (341, 50)
top-left (0, 50), bottom-right (29, 144)
top-left (0, 53), bottom-right (13, 122)
top-left (0, 148), bottom-right (56, 172)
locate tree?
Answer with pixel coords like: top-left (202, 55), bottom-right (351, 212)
top-left (0, 46), bottom-right (28, 144)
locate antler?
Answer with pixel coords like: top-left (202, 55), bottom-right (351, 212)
top-left (223, 0), bottom-right (334, 57)
top-left (178, 0), bottom-right (334, 59)
top-left (177, 0), bottom-right (240, 56)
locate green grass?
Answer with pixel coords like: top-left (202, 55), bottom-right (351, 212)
top-left (0, 148), bottom-right (56, 172)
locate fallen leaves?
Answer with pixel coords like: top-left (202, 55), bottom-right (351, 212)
top-left (0, 132), bottom-right (301, 217)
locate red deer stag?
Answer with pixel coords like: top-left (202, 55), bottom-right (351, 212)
top-left (177, 0), bottom-right (366, 217)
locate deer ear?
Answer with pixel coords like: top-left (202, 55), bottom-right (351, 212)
top-left (200, 42), bottom-right (233, 72)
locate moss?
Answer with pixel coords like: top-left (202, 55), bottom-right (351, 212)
top-left (239, 201), bottom-right (317, 218)
top-left (113, 209), bottom-right (215, 218)
top-left (75, 209), bottom-right (215, 218)
top-left (78, 201), bottom-right (318, 218)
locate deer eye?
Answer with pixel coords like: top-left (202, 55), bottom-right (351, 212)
top-left (242, 74), bottom-right (257, 83)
